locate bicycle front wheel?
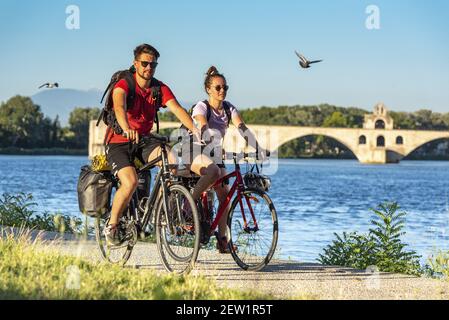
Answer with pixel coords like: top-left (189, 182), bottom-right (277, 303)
top-left (155, 184), bottom-right (201, 275)
top-left (228, 188), bottom-right (279, 271)
top-left (94, 200), bottom-right (138, 266)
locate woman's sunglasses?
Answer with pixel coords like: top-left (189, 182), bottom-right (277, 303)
top-left (214, 85), bottom-right (229, 92)
top-left (139, 61), bottom-right (158, 69)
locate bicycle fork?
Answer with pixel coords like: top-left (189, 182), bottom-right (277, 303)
top-left (238, 194), bottom-right (260, 233)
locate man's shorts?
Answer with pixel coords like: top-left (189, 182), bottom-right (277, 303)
top-left (105, 138), bottom-right (161, 176)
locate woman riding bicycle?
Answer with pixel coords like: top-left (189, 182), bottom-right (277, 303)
top-left (189, 66), bottom-right (268, 253)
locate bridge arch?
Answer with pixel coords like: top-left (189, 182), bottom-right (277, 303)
top-left (403, 136), bottom-right (449, 158)
top-left (277, 133), bottom-right (359, 160)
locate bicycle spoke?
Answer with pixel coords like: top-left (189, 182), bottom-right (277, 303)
top-left (156, 184), bottom-right (200, 275)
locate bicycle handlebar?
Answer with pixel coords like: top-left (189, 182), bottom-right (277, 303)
top-left (223, 150), bottom-right (271, 161)
top-left (147, 133), bottom-right (170, 144)
top-left (122, 132), bottom-right (171, 145)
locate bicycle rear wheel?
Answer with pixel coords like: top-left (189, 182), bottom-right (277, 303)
top-left (155, 184), bottom-right (200, 275)
top-left (228, 188), bottom-right (278, 271)
top-left (94, 202), bottom-right (138, 266)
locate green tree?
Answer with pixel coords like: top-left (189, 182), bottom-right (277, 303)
top-left (414, 109), bottom-right (433, 129)
top-left (68, 107), bottom-right (100, 149)
top-left (0, 95), bottom-right (46, 147)
top-left (322, 111), bottom-right (348, 128)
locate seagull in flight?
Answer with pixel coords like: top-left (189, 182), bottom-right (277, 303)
top-left (38, 82), bottom-right (59, 89)
top-left (295, 51), bottom-right (323, 69)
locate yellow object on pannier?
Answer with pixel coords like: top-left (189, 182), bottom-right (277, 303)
top-left (91, 154), bottom-right (111, 172)
top-left (90, 154), bottom-right (144, 172)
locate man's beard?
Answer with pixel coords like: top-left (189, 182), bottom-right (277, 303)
top-left (138, 70), bottom-right (153, 81)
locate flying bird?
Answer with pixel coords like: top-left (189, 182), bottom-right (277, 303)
top-left (38, 82), bottom-right (59, 89)
top-left (295, 51), bottom-right (323, 68)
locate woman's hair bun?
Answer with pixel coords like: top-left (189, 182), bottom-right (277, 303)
top-left (204, 65), bottom-right (226, 92)
top-left (206, 66), bottom-right (219, 76)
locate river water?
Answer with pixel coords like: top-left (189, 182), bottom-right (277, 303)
top-left (1, 155), bottom-right (448, 263)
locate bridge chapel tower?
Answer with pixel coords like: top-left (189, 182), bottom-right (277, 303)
top-left (363, 103), bottom-right (394, 130)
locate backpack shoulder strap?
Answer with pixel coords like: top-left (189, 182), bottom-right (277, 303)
top-left (150, 78), bottom-right (162, 106)
top-left (222, 101), bottom-right (232, 127)
top-left (202, 100), bottom-right (212, 122)
top-left (150, 78), bottom-right (162, 133)
top-left (123, 69), bottom-right (136, 110)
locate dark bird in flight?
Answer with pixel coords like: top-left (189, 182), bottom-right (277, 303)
top-left (295, 51), bottom-right (323, 68)
top-left (38, 82), bottom-right (59, 89)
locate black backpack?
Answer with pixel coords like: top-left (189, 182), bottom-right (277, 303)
top-left (180, 100), bottom-right (232, 132)
top-left (96, 66), bottom-right (163, 144)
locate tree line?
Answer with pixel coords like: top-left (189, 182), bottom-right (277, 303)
top-left (0, 95), bottom-right (99, 151)
top-left (1, 96), bottom-right (448, 158)
top-left (161, 103), bottom-right (449, 159)
top-left (160, 103), bottom-right (449, 130)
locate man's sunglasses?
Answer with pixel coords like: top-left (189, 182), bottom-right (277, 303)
top-left (139, 61), bottom-right (158, 68)
top-left (214, 85), bottom-right (229, 92)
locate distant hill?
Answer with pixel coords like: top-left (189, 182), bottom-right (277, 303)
top-left (31, 88), bottom-right (194, 126)
top-left (31, 89), bottom-right (103, 126)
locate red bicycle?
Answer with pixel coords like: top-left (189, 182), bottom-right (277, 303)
top-left (180, 151), bottom-right (279, 271)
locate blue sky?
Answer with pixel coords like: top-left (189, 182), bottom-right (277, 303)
top-left (0, 0), bottom-right (448, 112)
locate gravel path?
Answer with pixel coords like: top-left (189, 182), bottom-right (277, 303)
top-left (10, 228), bottom-right (447, 300)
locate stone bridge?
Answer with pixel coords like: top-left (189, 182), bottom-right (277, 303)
top-left (89, 103), bottom-right (449, 164)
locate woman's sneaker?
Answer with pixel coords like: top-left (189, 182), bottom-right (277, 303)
top-left (214, 232), bottom-right (238, 254)
top-left (104, 224), bottom-right (121, 246)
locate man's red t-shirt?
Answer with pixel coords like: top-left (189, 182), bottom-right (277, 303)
top-left (106, 74), bottom-right (176, 143)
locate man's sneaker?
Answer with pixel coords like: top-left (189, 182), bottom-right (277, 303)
top-left (104, 224), bottom-right (121, 246)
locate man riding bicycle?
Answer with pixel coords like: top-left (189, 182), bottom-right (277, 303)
top-left (104, 44), bottom-right (199, 245)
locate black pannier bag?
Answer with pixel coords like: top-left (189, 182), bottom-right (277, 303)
top-left (243, 172), bottom-right (271, 192)
top-left (136, 169), bottom-right (151, 200)
top-left (77, 165), bottom-right (113, 217)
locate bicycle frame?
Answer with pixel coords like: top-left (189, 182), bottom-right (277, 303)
top-left (124, 140), bottom-right (175, 233)
top-left (203, 158), bottom-right (259, 236)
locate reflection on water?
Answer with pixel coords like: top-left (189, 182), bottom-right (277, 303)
top-left (1, 156), bottom-right (449, 262)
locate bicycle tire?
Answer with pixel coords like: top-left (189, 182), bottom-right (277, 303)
top-left (94, 200), bottom-right (138, 266)
top-left (227, 188), bottom-right (279, 271)
top-left (155, 184), bottom-right (201, 275)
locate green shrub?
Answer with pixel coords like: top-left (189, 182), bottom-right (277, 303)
top-left (0, 192), bottom-right (84, 234)
top-left (318, 202), bottom-right (422, 276)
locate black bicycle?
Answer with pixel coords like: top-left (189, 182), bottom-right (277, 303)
top-left (94, 133), bottom-right (201, 274)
